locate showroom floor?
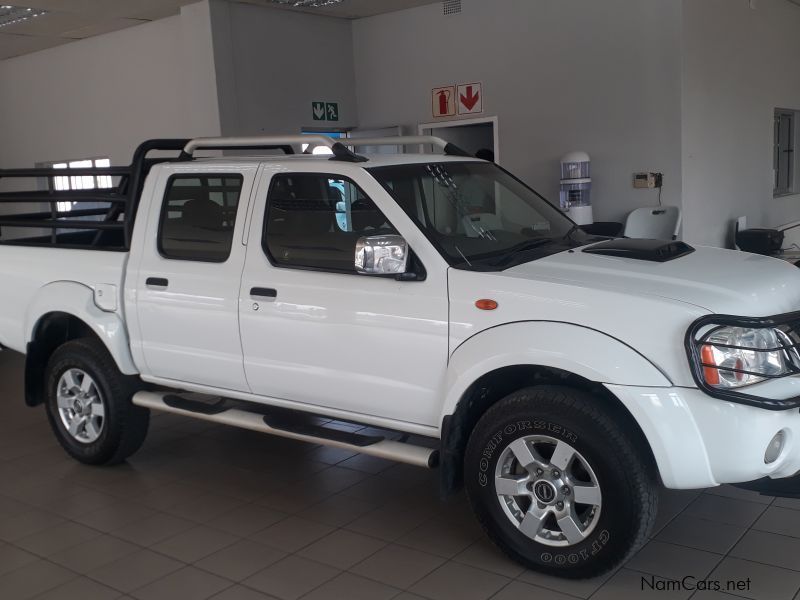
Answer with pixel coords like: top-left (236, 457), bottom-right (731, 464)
top-left (0, 351), bottom-right (798, 600)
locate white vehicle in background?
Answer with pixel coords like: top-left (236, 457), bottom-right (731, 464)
top-left (1, 135), bottom-right (799, 578)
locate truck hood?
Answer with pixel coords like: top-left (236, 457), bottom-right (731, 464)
top-left (504, 244), bottom-right (800, 316)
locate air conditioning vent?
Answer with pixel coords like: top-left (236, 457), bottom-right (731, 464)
top-left (442, 0), bottom-right (461, 16)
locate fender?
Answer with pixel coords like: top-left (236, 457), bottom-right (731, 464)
top-left (440, 321), bottom-right (672, 423)
top-left (25, 281), bottom-right (138, 375)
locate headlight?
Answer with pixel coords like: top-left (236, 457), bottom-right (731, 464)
top-left (699, 326), bottom-right (797, 388)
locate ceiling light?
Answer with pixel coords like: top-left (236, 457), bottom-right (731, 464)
top-left (0, 5), bottom-right (48, 28)
top-left (268, 0), bottom-right (344, 8)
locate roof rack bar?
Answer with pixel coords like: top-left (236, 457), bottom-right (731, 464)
top-left (180, 135), bottom-right (367, 163)
top-left (182, 135), bottom-right (333, 157)
top-left (342, 136), bottom-right (472, 157)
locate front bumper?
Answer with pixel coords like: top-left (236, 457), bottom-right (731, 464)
top-left (606, 384), bottom-right (800, 489)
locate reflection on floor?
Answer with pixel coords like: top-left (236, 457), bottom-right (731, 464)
top-left (0, 351), bottom-right (794, 600)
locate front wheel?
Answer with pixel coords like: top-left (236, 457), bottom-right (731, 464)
top-left (464, 385), bottom-right (658, 579)
top-left (44, 338), bottom-right (149, 465)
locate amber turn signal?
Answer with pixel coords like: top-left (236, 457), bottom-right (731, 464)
top-left (475, 299), bottom-right (498, 311)
top-left (700, 344), bottom-right (720, 386)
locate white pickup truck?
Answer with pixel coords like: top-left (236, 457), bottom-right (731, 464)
top-left (2, 135), bottom-right (800, 578)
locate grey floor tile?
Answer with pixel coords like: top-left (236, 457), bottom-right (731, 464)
top-left (773, 496), bottom-right (800, 511)
top-left (704, 485), bottom-right (774, 505)
top-left (15, 520), bottom-right (102, 557)
top-left (752, 505), bottom-right (800, 538)
top-left (452, 540), bottom-right (525, 579)
top-left (163, 491), bottom-right (245, 523)
top-left (710, 556), bottom-right (800, 600)
top-left (151, 525), bottom-right (240, 563)
top-left (350, 543), bottom-right (446, 589)
top-left (0, 495), bottom-right (30, 518)
top-left (135, 482), bottom-right (210, 511)
top-left (409, 561), bottom-right (510, 600)
top-left (491, 580), bottom-right (577, 600)
top-left (131, 566), bottom-right (231, 600)
top-left (655, 514), bottom-right (746, 554)
top-left (111, 511), bottom-right (195, 546)
top-left (206, 503), bottom-right (288, 537)
top-left (344, 505), bottom-right (431, 542)
top-left (88, 548), bottom-right (183, 593)
top-left (0, 508), bottom-right (66, 542)
top-left (303, 493), bottom-right (377, 528)
top-left (0, 542), bottom-right (40, 576)
top-left (0, 559), bottom-right (77, 600)
top-left (49, 533), bottom-right (140, 573)
top-left (591, 568), bottom-right (692, 600)
top-left (30, 576), bottom-right (120, 600)
top-left (626, 540), bottom-right (722, 580)
top-left (298, 528), bottom-right (385, 570)
top-left (302, 572), bottom-right (399, 600)
top-left (242, 555), bottom-right (339, 600)
top-left (194, 539), bottom-right (286, 582)
top-left (248, 516), bottom-right (333, 553)
top-left (395, 518), bottom-right (482, 558)
top-left (34, 488), bottom-right (120, 520)
top-left (684, 495), bottom-right (767, 527)
top-left (653, 488), bottom-right (703, 533)
top-left (307, 466), bottom-right (371, 493)
top-left (730, 529), bottom-right (800, 571)
top-left (209, 585), bottom-right (277, 600)
top-left (73, 501), bottom-right (155, 533)
top-left (517, 567), bottom-right (615, 598)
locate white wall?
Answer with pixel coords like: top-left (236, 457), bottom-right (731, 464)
top-left (0, 1), bottom-right (220, 170)
top-left (209, 0), bottom-right (358, 136)
top-left (682, 0), bottom-right (800, 247)
top-left (352, 0), bottom-right (684, 224)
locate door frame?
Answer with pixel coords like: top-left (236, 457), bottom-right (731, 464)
top-left (418, 115), bottom-right (500, 163)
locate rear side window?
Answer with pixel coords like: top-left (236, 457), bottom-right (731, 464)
top-left (158, 174), bottom-right (243, 262)
top-left (264, 173), bottom-right (397, 272)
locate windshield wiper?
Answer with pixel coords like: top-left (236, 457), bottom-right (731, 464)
top-left (489, 238), bottom-right (555, 267)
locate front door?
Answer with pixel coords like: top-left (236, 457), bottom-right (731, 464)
top-left (239, 167), bottom-right (449, 426)
top-left (132, 166), bottom-right (256, 391)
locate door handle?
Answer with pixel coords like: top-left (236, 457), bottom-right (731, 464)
top-left (250, 287), bottom-right (277, 299)
top-left (146, 277), bottom-right (169, 288)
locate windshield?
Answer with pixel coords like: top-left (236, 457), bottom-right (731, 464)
top-left (368, 161), bottom-right (588, 270)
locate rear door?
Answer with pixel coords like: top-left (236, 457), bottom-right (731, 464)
top-left (129, 164), bottom-right (256, 391)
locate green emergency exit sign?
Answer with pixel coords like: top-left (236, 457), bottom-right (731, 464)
top-left (312, 101), bottom-right (339, 122)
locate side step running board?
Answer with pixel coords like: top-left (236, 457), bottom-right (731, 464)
top-left (133, 391), bottom-right (439, 469)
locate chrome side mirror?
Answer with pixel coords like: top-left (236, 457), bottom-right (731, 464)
top-left (355, 234), bottom-right (409, 275)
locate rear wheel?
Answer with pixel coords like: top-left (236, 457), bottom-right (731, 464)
top-left (464, 385), bottom-right (658, 578)
top-left (44, 338), bottom-right (149, 465)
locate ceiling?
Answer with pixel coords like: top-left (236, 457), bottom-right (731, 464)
top-left (0, 0), bottom-right (441, 60)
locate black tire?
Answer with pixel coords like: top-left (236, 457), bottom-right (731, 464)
top-left (464, 385), bottom-right (658, 579)
top-left (44, 338), bottom-right (149, 465)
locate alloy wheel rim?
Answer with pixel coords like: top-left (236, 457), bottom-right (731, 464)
top-left (494, 434), bottom-right (602, 547)
top-left (56, 368), bottom-right (105, 444)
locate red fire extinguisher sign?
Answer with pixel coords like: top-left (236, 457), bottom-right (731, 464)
top-left (432, 86), bottom-right (456, 118)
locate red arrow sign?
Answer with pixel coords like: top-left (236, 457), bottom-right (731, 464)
top-left (460, 85), bottom-right (480, 111)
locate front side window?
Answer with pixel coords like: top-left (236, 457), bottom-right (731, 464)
top-left (158, 174), bottom-right (243, 262)
top-left (368, 161), bottom-right (587, 270)
top-left (264, 173), bottom-right (397, 272)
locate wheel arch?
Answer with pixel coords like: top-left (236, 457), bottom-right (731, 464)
top-left (440, 364), bottom-right (660, 498)
top-left (24, 282), bottom-right (138, 407)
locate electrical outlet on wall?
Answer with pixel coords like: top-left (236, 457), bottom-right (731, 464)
top-left (633, 172), bottom-right (663, 189)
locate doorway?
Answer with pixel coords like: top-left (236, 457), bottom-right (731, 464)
top-left (418, 116), bottom-right (499, 162)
